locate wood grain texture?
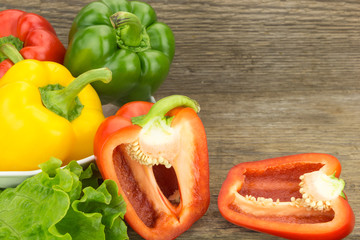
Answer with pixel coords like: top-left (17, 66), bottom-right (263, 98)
top-left (1, 0), bottom-right (359, 239)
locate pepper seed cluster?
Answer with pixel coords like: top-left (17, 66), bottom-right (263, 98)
top-left (290, 175), bottom-right (332, 211)
top-left (127, 141), bottom-right (172, 168)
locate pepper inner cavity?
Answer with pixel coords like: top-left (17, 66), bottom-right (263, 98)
top-left (127, 141), bottom-right (180, 206)
top-left (238, 163), bottom-right (324, 203)
top-left (113, 145), bottom-right (158, 228)
top-left (153, 164), bottom-right (181, 206)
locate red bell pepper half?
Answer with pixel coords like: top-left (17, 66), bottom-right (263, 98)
top-left (0, 9), bottom-right (66, 77)
top-left (218, 153), bottom-right (355, 240)
top-left (94, 95), bottom-right (210, 240)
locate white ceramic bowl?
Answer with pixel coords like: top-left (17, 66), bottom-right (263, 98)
top-left (0, 155), bottom-right (95, 188)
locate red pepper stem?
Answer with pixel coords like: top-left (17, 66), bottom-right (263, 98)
top-left (329, 172), bottom-right (346, 199)
top-left (39, 68), bottom-right (112, 122)
top-left (0, 43), bottom-right (24, 64)
top-left (132, 95), bottom-right (200, 127)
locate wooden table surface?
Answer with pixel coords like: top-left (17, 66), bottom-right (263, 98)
top-left (1, 0), bottom-right (359, 239)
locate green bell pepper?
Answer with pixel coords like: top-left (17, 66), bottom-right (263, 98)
top-left (64, 0), bottom-right (175, 105)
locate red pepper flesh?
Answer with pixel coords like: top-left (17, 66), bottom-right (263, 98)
top-left (94, 95), bottom-right (210, 240)
top-left (0, 9), bottom-right (66, 77)
top-left (218, 153), bottom-right (355, 240)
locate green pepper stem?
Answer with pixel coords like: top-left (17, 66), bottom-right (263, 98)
top-left (132, 95), bottom-right (200, 127)
top-left (40, 68), bottom-right (112, 122)
top-left (110, 12), bottom-right (142, 46)
top-left (0, 43), bottom-right (24, 63)
top-left (329, 172), bottom-right (346, 199)
top-left (110, 12), bottom-right (150, 52)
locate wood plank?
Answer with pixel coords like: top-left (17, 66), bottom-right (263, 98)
top-left (1, 0), bottom-right (359, 239)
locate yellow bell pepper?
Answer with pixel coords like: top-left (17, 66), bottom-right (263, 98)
top-left (0, 44), bottom-right (111, 171)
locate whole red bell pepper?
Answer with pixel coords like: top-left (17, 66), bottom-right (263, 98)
top-left (218, 153), bottom-right (355, 240)
top-left (94, 95), bottom-right (210, 240)
top-left (0, 9), bottom-right (66, 77)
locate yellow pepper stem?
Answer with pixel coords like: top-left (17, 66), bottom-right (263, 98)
top-left (39, 68), bottom-right (112, 121)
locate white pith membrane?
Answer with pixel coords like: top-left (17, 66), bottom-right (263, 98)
top-left (126, 116), bottom-right (180, 169)
top-left (124, 117), bottom-right (182, 208)
top-left (295, 171), bottom-right (344, 211)
top-left (233, 164), bottom-right (344, 223)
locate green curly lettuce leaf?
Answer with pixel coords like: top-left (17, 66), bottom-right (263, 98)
top-left (0, 157), bottom-right (128, 240)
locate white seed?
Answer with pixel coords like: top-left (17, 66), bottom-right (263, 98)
top-left (133, 145), bottom-right (139, 151)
